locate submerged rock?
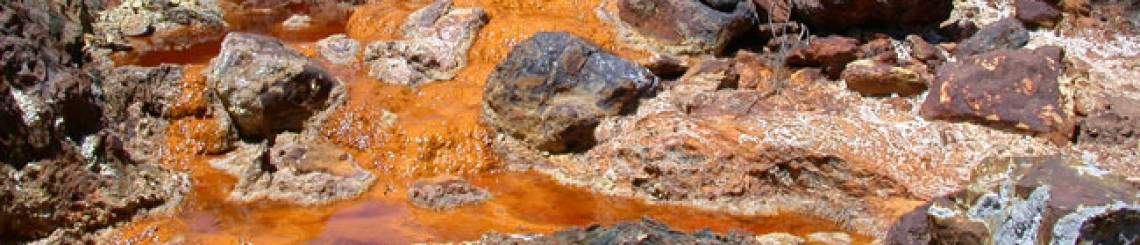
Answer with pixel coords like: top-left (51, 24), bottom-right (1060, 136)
top-left (886, 155), bottom-right (1140, 244)
top-left (206, 32), bottom-right (342, 138)
top-left (482, 31), bottom-right (659, 153)
top-left (606, 0), bottom-right (757, 54)
top-left (93, 0), bottom-right (227, 52)
top-left (920, 48), bottom-right (1073, 143)
top-left (363, 0), bottom-right (487, 86)
top-left (408, 175), bottom-right (492, 210)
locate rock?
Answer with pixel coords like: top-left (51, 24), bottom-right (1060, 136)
top-left (953, 18), bottom-right (1030, 57)
top-left (921, 48), bottom-right (1073, 143)
top-left (608, 0), bottom-right (757, 54)
top-left (1077, 97), bottom-right (1140, 145)
top-left (363, 0), bottom-right (487, 86)
top-left (1016, 0), bottom-right (1063, 28)
top-left (860, 38), bottom-right (897, 63)
top-left (674, 58), bottom-right (739, 92)
top-left (754, 233), bottom-right (804, 245)
top-left (407, 175), bottom-right (492, 210)
top-left (478, 217), bottom-right (760, 244)
top-left (790, 0), bottom-right (954, 32)
top-left (282, 14), bottom-right (314, 30)
top-left (482, 31), bottom-right (659, 153)
top-left (785, 36), bottom-right (860, 79)
top-left (938, 19), bottom-right (980, 42)
top-left (212, 133), bottom-right (376, 205)
top-left (907, 35), bottom-right (945, 64)
top-left (206, 32), bottom-right (342, 138)
top-left (805, 232), bottom-right (852, 245)
top-left (645, 54), bottom-right (690, 79)
top-left (841, 59), bottom-right (926, 96)
top-left (886, 155), bottom-right (1140, 244)
top-left (93, 0), bottom-right (227, 52)
top-left (734, 50), bottom-right (779, 91)
top-left (1, 0), bottom-right (187, 242)
top-left (317, 34), bottom-right (361, 65)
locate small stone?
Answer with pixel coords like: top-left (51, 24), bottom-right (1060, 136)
top-left (841, 59), bottom-right (927, 96)
top-left (785, 36), bottom-right (860, 79)
top-left (953, 18), bottom-right (1030, 57)
top-left (1016, 0), bottom-right (1063, 28)
top-left (317, 34), bottom-right (361, 65)
top-left (408, 175), bottom-right (492, 210)
top-left (644, 54), bottom-right (690, 79)
top-left (806, 232), bottom-right (852, 245)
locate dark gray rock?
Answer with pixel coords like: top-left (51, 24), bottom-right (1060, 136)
top-left (206, 32), bottom-right (341, 138)
top-left (953, 18), bottom-right (1030, 57)
top-left (482, 31), bottom-right (659, 153)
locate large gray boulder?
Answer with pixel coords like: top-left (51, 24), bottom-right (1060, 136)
top-left (482, 31), bottom-right (659, 153)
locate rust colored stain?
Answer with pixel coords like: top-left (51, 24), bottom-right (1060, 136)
top-left (108, 1), bottom-right (868, 244)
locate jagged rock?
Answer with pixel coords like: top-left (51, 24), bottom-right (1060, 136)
top-left (953, 18), bottom-right (1030, 57)
top-left (478, 217), bottom-right (761, 244)
top-left (1, 0), bottom-right (187, 242)
top-left (785, 36), bottom-right (860, 79)
top-left (606, 0), bottom-right (757, 54)
top-left (790, 0), bottom-right (954, 32)
top-left (482, 31), bottom-right (659, 153)
top-left (363, 0), bottom-right (487, 86)
top-left (841, 59), bottom-right (926, 96)
top-left (93, 0), bottom-right (227, 52)
top-left (206, 32), bottom-right (341, 138)
top-left (754, 233), bottom-right (805, 245)
top-left (210, 133), bottom-right (376, 205)
top-left (317, 34), bottom-right (361, 65)
top-left (921, 48), bottom-right (1073, 143)
top-left (407, 175), bottom-right (492, 210)
top-left (886, 155), bottom-right (1140, 244)
top-left (1016, 0), bottom-right (1063, 28)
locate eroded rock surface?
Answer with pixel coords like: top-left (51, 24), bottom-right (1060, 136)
top-left (886, 155), bottom-right (1140, 244)
top-left (206, 32), bottom-right (342, 138)
top-left (93, 0), bottom-right (227, 52)
top-left (604, 0), bottom-right (757, 54)
top-left (921, 47), bottom-right (1073, 142)
top-left (478, 217), bottom-right (761, 244)
top-left (363, 0), bottom-right (487, 86)
top-left (408, 175), bottom-right (492, 210)
top-left (210, 133), bottom-right (376, 205)
top-left (482, 31), bottom-right (659, 153)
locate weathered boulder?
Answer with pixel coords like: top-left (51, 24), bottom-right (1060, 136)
top-left (790, 0), bottom-right (954, 32)
top-left (206, 32), bottom-right (341, 138)
top-left (607, 0), bottom-right (757, 54)
top-left (785, 36), bottom-right (860, 79)
top-left (886, 155), bottom-right (1140, 244)
top-left (1016, 0), bottom-right (1063, 28)
top-left (478, 217), bottom-right (761, 244)
top-left (317, 34), bottom-right (361, 65)
top-left (408, 175), bottom-right (492, 210)
top-left (920, 48), bottom-right (1073, 142)
top-left (482, 31), bottom-right (659, 153)
top-left (841, 59), bottom-right (926, 96)
top-left (364, 0), bottom-right (487, 86)
top-left (953, 18), bottom-right (1030, 57)
top-left (210, 133), bottom-right (376, 205)
top-left (93, 0), bottom-right (227, 52)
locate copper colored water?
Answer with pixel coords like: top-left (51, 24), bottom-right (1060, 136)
top-left (109, 1), bottom-right (870, 244)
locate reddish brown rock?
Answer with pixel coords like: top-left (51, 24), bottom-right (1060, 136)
top-left (1016, 0), bottom-right (1063, 28)
top-left (785, 36), bottom-right (860, 79)
top-left (861, 38), bottom-right (897, 63)
top-left (841, 59), bottom-right (926, 96)
top-left (644, 54), bottom-right (690, 79)
top-left (612, 0), bottom-right (757, 54)
top-left (790, 0), bottom-right (954, 32)
top-left (920, 48), bottom-right (1073, 142)
top-left (907, 35), bottom-right (945, 64)
top-left (753, 0), bottom-right (791, 23)
top-left (938, 19), bottom-right (980, 42)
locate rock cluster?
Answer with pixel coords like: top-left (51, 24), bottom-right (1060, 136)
top-left (93, 0), bottom-right (227, 52)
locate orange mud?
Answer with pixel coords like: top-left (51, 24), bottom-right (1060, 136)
top-left (109, 1), bottom-right (868, 244)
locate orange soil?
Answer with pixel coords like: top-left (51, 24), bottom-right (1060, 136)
top-left (108, 1), bottom-right (868, 244)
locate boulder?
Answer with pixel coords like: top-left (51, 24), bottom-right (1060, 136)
top-left (841, 59), bottom-right (926, 96)
top-left (608, 0), bottom-right (757, 54)
top-left (482, 31), bottom-right (659, 153)
top-left (785, 36), bottom-right (860, 79)
top-left (886, 155), bottom-right (1140, 244)
top-left (317, 34), bottom-right (361, 65)
top-left (407, 175), bottom-right (492, 210)
top-left (210, 133), bottom-right (376, 205)
top-left (1016, 0), bottom-right (1063, 28)
top-left (206, 32), bottom-right (341, 138)
top-left (790, 0), bottom-right (954, 32)
top-left (953, 18), bottom-right (1030, 57)
top-left (920, 48), bottom-right (1073, 142)
top-left (363, 0), bottom-right (487, 86)
top-left (93, 0), bottom-right (227, 52)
